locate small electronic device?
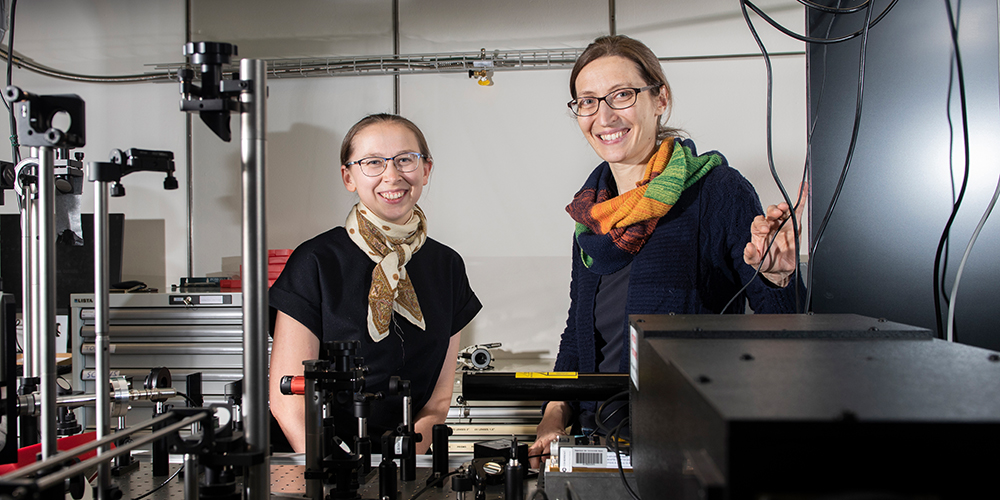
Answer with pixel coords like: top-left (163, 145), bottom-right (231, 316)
top-left (548, 435), bottom-right (631, 473)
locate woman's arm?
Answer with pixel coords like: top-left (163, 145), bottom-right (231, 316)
top-left (269, 311), bottom-right (320, 453)
top-left (412, 334), bottom-right (461, 455)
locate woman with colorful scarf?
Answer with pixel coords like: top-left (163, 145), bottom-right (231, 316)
top-left (529, 36), bottom-right (803, 467)
top-left (268, 114), bottom-right (482, 454)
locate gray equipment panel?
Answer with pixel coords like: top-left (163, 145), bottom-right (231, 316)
top-left (70, 292), bottom-right (251, 428)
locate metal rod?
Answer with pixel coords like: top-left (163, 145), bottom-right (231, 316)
top-left (184, 454), bottom-right (199, 500)
top-left (6, 411), bottom-right (180, 480)
top-left (393, 0), bottom-right (400, 114)
top-left (18, 388), bottom-right (178, 416)
top-left (304, 361), bottom-right (323, 500)
top-left (36, 146), bottom-right (57, 459)
top-left (186, 113), bottom-right (194, 277)
top-left (35, 413), bottom-right (206, 491)
top-left (240, 57), bottom-right (270, 500)
top-left (462, 372), bottom-right (630, 402)
top-left (19, 174), bottom-right (34, 378)
top-left (93, 177), bottom-right (111, 500)
top-left (609, 0), bottom-right (616, 36)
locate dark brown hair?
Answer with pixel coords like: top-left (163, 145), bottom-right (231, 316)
top-left (340, 113), bottom-right (432, 166)
top-left (570, 35), bottom-right (681, 140)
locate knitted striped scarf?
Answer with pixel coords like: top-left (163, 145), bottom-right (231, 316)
top-left (566, 138), bottom-right (723, 274)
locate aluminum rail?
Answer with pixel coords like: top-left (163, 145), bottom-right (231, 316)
top-left (34, 413), bottom-right (207, 492)
top-left (2, 412), bottom-right (181, 480)
top-left (17, 158), bottom-right (36, 378)
top-left (17, 388), bottom-right (178, 416)
top-left (240, 57), bottom-right (270, 500)
top-left (93, 166), bottom-right (112, 500)
top-left (36, 147), bottom-right (57, 459)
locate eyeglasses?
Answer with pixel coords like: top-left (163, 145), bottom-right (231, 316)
top-left (567, 84), bottom-right (663, 117)
top-left (345, 152), bottom-right (427, 177)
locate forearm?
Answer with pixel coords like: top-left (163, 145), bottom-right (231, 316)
top-left (269, 311), bottom-right (321, 454)
top-left (413, 401), bottom-right (450, 455)
top-left (270, 389), bottom-right (306, 453)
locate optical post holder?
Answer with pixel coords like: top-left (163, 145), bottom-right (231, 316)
top-left (179, 41), bottom-right (270, 499)
top-left (280, 340), bottom-right (380, 500)
top-left (178, 41), bottom-right (242, 142)
top-left (4, 87), bottom-right (85, 465)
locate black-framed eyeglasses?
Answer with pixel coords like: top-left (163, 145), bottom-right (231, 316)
top-left (567, 84), bottom-right (663, 117)
top-left (345, 152), bottom-right (427, 177)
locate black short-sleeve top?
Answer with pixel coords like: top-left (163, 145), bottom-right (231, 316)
top-left (269, 226), bottom-right (482, 441)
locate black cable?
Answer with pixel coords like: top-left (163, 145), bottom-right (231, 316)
top-left (797, 0), bottom-right (867, 14)
top-left (173, 390), bottom-right (199, 407)
top-left (741, 1), bottom-right (803, 312)
top-left (5, 0), bottom-right (19, 163)
top-left (933, 0), bottom-right (970, 340)
top-left (529, 489), bottom-right (550, 500)
top-left (609, 417), bottom-right (639, 500)
top-left (593, 390), bottom-right (629, 436)
top-left (941, 23), bottom-right (957, 309)
top-left (721, 216), bottom-right (793, 313)
top-left (804, 1), bottom-right (875, 311)
top-left (133, 463), bottom-right (184, 500)
top-left (743, 0), bottom-right (898, 45)
top-left (409, 468), bottom-right (461, 500)
top-left (565, 480), bottom-right (581, 500)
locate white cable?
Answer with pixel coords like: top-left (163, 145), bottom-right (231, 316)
top-left (945, 0), bottom-right (1000, 342)
top-left (946, 173), bottom-right (1000, 342)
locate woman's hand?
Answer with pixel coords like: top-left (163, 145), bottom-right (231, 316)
top-left (744, 184), bottom-right (807, 287)
top-left (528, 401), bottom-right (572, 469)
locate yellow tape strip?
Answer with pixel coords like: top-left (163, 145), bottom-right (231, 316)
top-left (514, 371), bottom-right (579, 379)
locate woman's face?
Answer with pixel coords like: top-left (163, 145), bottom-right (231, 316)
top-left (574, 55), bottom-right (668, 168)
top-left (340, 122), bottom-right (432, 225)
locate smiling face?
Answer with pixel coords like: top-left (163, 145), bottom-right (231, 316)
top-left (573, 55), bottom-right (668, 170)
top-left (340, 122), bottom-right (432, 225)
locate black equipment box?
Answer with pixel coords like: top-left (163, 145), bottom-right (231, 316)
top-left (629, 314), bottom-right (1000, 499)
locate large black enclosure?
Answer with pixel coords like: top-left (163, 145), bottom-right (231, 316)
top-left (808, 1), bottom-right (1000, 349)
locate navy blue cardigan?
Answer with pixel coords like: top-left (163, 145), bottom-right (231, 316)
top-left (554, 162), bottom-right (803, 381)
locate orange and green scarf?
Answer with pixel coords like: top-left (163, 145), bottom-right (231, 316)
top-left (566, 138), bottom-right (723, 274)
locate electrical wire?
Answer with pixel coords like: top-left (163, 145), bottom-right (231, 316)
top-left (739, 0), bottom-right (900, 313)
top-left (720, 215), bottom-right (793, 313)
top-left (409, 468), bottom-right (461, 500)
top-left (728, 0), bottom-right (819, 314)
top-left (803, 1), bottom-right (876, 311)
top-left (608, 417), bottom-right (639, 500)
top-left (947, 168), bottom-right (1000, 342)
top-left (5, 0), bottom-right (19, 163)
top-left (529, 489), bottom-right (550, 500)
top-left (743, 0), bottom-right (898, 45)
top-left (593, 390), bottom-right (629, 437)
top-left (133, 463), bottom-right (184, 500)
top-left (936, 0), bottom-right (972, 341)
top-left (174, 390), bottom-right (200, 407)
top-left (797, 0), bottom-right (868, 14)
top-left (941, 29), bottom-right (958, 309)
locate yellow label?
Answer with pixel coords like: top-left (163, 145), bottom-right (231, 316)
top-left (514, 371), bottom-right (579, 379)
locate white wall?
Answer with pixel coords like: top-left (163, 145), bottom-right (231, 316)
top-left (2, 0), bottom-right (807, 363)
top-left (0, 0), bottom-right (187, 293)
